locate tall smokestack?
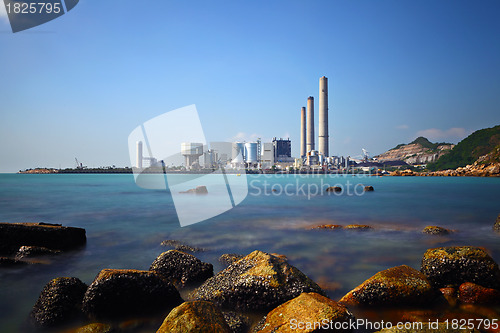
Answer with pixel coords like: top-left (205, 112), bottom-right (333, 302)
top-left (306, 96), bottom-right (315, 153)
top-left (136, 141), bottom-right (143, 168)
top-left (319, 76), bottom-right (329, 157)
top-left (300, 107), bottom-right (306, 157)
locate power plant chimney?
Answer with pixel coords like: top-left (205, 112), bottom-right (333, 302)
top-left (136, 141), bottom-right (143, 168)
top-left (318, 76), bottom-right (329, 157)
top-left (306, 96), bottom-right (315, 153)
top-left (300, 106), bottom-right (306, 157)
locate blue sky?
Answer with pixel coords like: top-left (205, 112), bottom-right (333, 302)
top-left (1, 0), bottom-right (499, 172)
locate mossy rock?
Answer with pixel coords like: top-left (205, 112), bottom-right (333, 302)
top-left (422, 226), bottom-right (451, 235)
top-left (340, 265), bottom-right (436, 307)
top-left (420, 246), bottom-right (500, 289)
top-left (150, 250), bottom-right (213, 288)
top-left (219, 253), bottom-right (244, 266)
top-left (191, 250), bottom-right (325, 311)
top-left (75, 323), bottom-right (115, 333)
top-left (344, 224), bottom-right (372, 230)
top-left (257, 292), bottom-right (354, 333)
top-left (82, 269), bottom-right (182, 319)
top-left (156, 301), bottom-right (231, 333)
top-left (30, 277), bottom-right (87, 328)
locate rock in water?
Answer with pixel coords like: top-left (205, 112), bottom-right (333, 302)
top-left (218, 253), bottom-right (244, 266)
top-left (156, 301), bottom-right (231, 333)
top-left (179, 186), bottom-right (208, 194)
top-left (82, 269), bottom-right (182, 319)
top-left (150, 250), bottom-right (213, 287)
top-left (191, 250), bottom-right (324, 311)
top-left (15, 245), bottom-right (61, 259)
top-left (494, 213), bottom-right (500, 232)
top-left (30, 277), bottom-right (87, 328)
top-left (325, 186), bottom-right (342, 192)
top-left (0, 222), bottom-right (86, 254)
top-left (420, 246), bottom-right (500, 289)
top-left (339, 265), bottom-right (436, 306)
top-left (257, 292), bottom-right (354, 333)
top-left (75, 323), bottom-right (114, 333)
top-left (364, 186), bottom-right (374, 191)
top-left (422, 226), bottom-right (451, 235)
top-left (458, 282), bottom-right (500, 305)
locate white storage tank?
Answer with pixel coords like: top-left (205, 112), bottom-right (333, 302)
top-left (245, 142), bottom-right (258, 164)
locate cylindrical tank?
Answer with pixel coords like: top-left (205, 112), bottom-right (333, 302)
top-left (181, 142), bottom-right (203, 156)
top-left (318, 76), bottom-right (329, 157)
top-left (245, 142), bottom-right (258, 163)
top-left (136, 141), bottom-right (143, 168)
top-left (306, 96), bottom-right (315, 153)
top-left (232, 142), bottom-right (245, 160)
top-left (300, 107), bottom-right (306, 158)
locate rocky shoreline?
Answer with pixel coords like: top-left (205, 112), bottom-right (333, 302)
top-left (1, 220), bottom-right (499, 332)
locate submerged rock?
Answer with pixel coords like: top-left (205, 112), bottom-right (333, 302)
top-left (257, 292), bottom-right (354, 333)
top-left (82, 269), bottom-right (182, 319)
top-left (180, 186), bottom-right (208, 194)
top-left (156, 300), bottom-right (231, 333)
top-left (150, 250), bottom-right (213, 287)
top-left (160, 239), bottom-right (206, 252)
top-left (0, 222), bottom-right (86, 254)
top-left (325, 186), bottom-right (342, 193)
top-left (191, 250), bottom-right (325, 311)
top-left (458, 282), bottom-right (500, 305)
top-left (219, 253), bottom-right (244, 266)
top-left (420, 246), bottom-right (500, 289)
top-left (340, 265), bottom-right (436, 307)
top-left (422, 226), bottom-right (450, 235)
top-left (344, 224), bottom-right (372, 230)
top-left (494, 213), bottom-right (500, 232)
top-left (15, 245), bottom-right (61, 259)
top-left (310, 224), bottom-right (343, 230)
top-left (30, 277), bottom-right (87, 328)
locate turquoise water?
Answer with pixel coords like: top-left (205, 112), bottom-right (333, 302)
top-left (0, 174), bottom-right (499, 331)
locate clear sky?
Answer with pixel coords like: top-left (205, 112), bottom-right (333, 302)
top-left (1, 0), bottom-right (499, 172)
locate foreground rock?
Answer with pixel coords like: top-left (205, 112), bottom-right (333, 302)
top-left (422, 226), bottom-right (451, 235)
top-left (340, 265), bottom-right (436, 306)
top-left (75, 323), bottom-right (114, 333)
top-left (30, 277), bottom-right (87, 328)
top-left (191, 250), bottom-right (324, 311)
top-left (150, 250), bottom-right (213, 287)
top-left (494, 213), bottom-right (500, 232)
top-left (156, 301), bottom-right (231, 333)
top-left (222, 311), bottom-right (250, 333)
top-left (375, 322), bottom-right (480, 332)
top-left (219, 253), bottom-right (244, 266)
top-left (257, 292), bottom-right (354, 333)
top-left (420, 246), bottom-right (500, 289)
top-left (82, 269), bottom-right (182, 319)
top-left (0, 222), bottom-right (86, 254)
top-left (458, 282), bottom-right (500, 305)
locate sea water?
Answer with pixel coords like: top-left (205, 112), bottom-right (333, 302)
top-left (0, 173), bottom-right (499, 331)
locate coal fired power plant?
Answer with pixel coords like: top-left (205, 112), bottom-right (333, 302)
top-left (300, 76), bottom-right (330, 167)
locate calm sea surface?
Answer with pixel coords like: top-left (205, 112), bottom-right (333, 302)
top-left (0, 173), bottom-right (499, 331)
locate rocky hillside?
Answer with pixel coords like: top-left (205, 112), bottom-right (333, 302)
top-left (375, 137), bottom-right (454, 165)
top-left (427, 125), bottom-right (500, 171)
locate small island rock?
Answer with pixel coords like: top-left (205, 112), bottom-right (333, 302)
top-left (156, 301), bottom-right (231, 333)
top-left (422, 226), bottom-right (450, 235)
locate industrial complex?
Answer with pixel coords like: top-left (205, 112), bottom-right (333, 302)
top-left (134, 76), bottom-right (358, 173)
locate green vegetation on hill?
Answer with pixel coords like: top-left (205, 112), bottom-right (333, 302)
top-left (390, 136), bottom-right (451, 151)
top-left (427, 125), bottom-right (500, 171)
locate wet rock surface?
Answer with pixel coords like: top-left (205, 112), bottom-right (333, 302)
top-left (310, 224), bottom-right (343, 230)
top-left (82, 269), bottom-right (182, 319)
top-left (75, 322), bottom-right (115, 333)
top-left (30, 277), bottom-right (87, 328)
top-left (156, 300), bottom-right (231, 333)
top-left (422, 226), bottom-right (451, 235)
top-left (0, 222), bottom-right (86, 254)
top-left (219, 253), bottom-right (244, 266)
top-left (160, 239), bottom-right (206, 252)
top-left (420, 246), bottom-right (500, 289)
top-left (344, 224), bottom-right (372, 230)
top-left (222, 311), bottom-right (251, 333)
top-left (458, 282), bottom-right (500, 305)
top-left (256, 292), bottom-right (354, 333)
top-left (191, 250), bottom-right (325, 311)
top-left (494, 213), bottom-right (500, 232)
top-left (150, 250), bottom-right (213, 287)
top-left (340, 265), bottom-right (436, 306)
top-left (15, 245), bottom-right (61, 259)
